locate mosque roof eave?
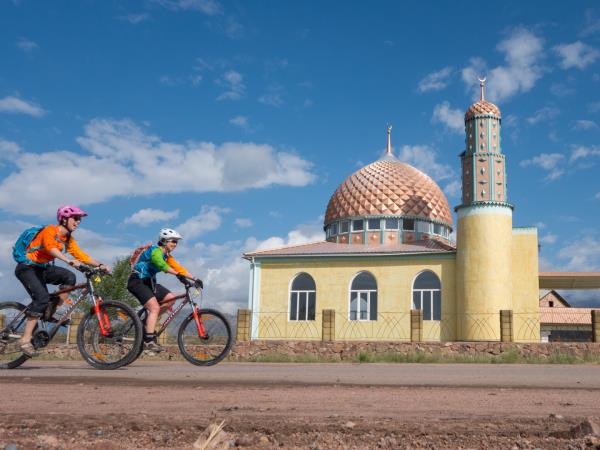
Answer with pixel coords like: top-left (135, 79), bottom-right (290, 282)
top-left (244, 239), bottom-right (456, 259)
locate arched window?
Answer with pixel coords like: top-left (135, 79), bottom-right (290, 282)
top-left (289, 273), bottom-right (316, 321)
top-left (412, 271), bottom-right (441, 321)
top-left (349, 272), bottom-right (377, 321)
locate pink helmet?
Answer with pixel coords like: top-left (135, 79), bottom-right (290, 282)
top-left (57, 205), bottom-right (88, 223)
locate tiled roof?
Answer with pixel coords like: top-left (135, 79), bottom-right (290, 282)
top-left (539, 307), bottom-right (599, 325)
top-left (245, 239), bottom-right (456, 258)
top-left (465, 100), bottom-right (501, 120)
top-left (324, 159), bottom-right (453, 226)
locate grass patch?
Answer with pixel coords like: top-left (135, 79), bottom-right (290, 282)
top-left (353, 348), bottom-right (600, 364)
top-left (240, 348), bottom-right (600, 364)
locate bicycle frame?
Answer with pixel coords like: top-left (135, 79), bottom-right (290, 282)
top-left (154, 285), bottom-right (207, 338)
top-left (4, 269), bottom-right (113, 345)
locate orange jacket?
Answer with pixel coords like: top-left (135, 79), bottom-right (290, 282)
top-left (26, 225), bottom-right (92, 265)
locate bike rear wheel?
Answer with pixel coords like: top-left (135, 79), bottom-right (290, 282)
top-left (77, 301), bottom-right (143, 370)
top-left (0, 302), bottom-right (31, 369)
top-left (177, 308), bottom-right (232, 366)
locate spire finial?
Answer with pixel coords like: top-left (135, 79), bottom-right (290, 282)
top-left (386, 124), bottom-right (392, 155)
top-left (478, 77), bottom-right (486, 101)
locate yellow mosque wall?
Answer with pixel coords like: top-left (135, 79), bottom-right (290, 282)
top-left (456, 207), bottom-right (513, 341)
top-left (254, 256), bottom-right (456, 341)
top-left (511, 229), bottom-right (541, 342)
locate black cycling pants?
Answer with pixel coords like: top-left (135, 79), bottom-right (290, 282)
top-left (14, 263), bottom-right (76, 318)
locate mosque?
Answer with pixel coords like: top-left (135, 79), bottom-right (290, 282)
top-left (243, 81), bottom-right (599, 343)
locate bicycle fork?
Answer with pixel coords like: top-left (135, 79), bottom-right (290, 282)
top-left (88, 281), bottom-right (112, 336)
top-left (192, 306), bottom-right (207, 338)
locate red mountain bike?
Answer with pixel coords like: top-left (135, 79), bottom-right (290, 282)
top-left (128, 277), bottom-right (233, 366)
top-left (0, 265), bottom-right (143, 370)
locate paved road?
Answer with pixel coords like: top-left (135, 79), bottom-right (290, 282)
top-left (2, 360), bottom-right (600, 389)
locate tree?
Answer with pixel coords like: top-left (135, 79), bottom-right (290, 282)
top-left (93, 256), bottom-right (138, 309)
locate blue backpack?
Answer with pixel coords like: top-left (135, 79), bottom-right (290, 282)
top-left (12, 226), bottom-right (46, 265)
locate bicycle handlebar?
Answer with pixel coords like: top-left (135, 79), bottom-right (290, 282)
top-left (176, 274), bottom-right (203, 290)
top-left (77, 265), bottom-right (110, 277)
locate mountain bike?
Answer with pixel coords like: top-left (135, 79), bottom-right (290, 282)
top-left (0, 265), bottom-right (143, 370)
top-left (128, 277), bottom-right (233, 366)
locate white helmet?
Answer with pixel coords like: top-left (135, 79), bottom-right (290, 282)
top-left (158, 228), bottom-right (183, 243)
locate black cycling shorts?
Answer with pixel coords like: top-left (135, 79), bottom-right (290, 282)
top-left (127, 275), bottom-right (171, 305)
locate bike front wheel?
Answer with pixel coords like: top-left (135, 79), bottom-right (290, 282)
top-left (177, 308), bottom-right (232, 366)
top-left (77, 301), bottom-right (143, 370)
top-left (0, 302), bottom-right (31, 369)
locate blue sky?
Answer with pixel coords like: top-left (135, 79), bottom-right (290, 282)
top-left (1, 0), bottom-right (599, 309)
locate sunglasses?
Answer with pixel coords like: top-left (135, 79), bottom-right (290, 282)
top-left (70, 216), bottom-right (82, 222)
top-left (168, 239), bottom-right (179, 244)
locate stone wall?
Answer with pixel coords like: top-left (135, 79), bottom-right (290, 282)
top-left (229, 340), bottom-right (600, 361)
top-left (39, 340), bottom-right (600, 362)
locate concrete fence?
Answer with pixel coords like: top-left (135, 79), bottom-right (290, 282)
top-left (235, 308), bottom-right (600, 343)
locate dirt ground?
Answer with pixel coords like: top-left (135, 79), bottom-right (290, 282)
top-left (1, 362), bottom-right (600, 449)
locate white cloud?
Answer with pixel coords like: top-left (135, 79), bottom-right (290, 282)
top-left (539, 234), bottom-right (557, 245)
top-left (431, 101), bottom-right (463, 133)
top-left (216, 70), bottom-right (245, 100)
top-left (418, 66), bottom-right (453, 92)
top-left (0, 139), bottom-right (21, 159)
top-left (589, 101), bottom-right (600, 113)
top-left (258, 85), bottom-right (284, 107)
top-left (596, 192), bottom-right (600, 200)
top-left (124, 208), bottom-right (180, 226)
top-left (462, 28), bottom-right (544, 102)
top-left (16, 37), bottom-right (38, 52)
top-left (152, 0), bottom-right (222, 15)
top-left (572, 120), bottom-right (598, 130)
top-left (582, 9), bottom-right (600, 36)
top-left (519, 153), bottom-right (565, 181)
top-left (550, 82), bottom-right (575, 97)
top-left (557, 236), bottom-right (600, 271)
top-left (0, 96), bottom-right (45, 117)
top-left (526, 106), bottom-right (560, 125)
top-left (570, 145), bottom-right (600, 162)
top-left (0, 118), bottom-right (316, 216)
top-left (116, 13), bottom-right (150, 23)
top-left (554, 41), bottom-right (600, 70)
top-left (235, 218), bottom-right (253, 228)
top-left (177, 205), bottom-right (229, 239)
top-left (398, 145), bottom-right (455, 181)
top-left (229, 115), bottom-right (249, 129)
top-left (535, 222), bottom-right (546, 230)
top-left (443, 180), bottom-right (461, 198)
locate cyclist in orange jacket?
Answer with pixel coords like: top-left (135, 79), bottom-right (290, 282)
top-left (14, 205), bottom-right (111, 357)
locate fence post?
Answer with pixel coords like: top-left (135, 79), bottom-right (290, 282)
top-left (500, 310), bottom-right (513, 342)
top-left (592, 310), bottom-right (600, 343)
top-left (0, 315), bottom-right (4, 331)
top-left (68, 312), bottom-right (83, 345)
top-left (411, 309), bottom-right (423, 342)
top-left (322, 309), bottom-right (335, 341)
top-left (236, 309), bottom-right (251, 342)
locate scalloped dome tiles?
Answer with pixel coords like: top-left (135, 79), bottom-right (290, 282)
top-left (324, 159), bottom-right (453, 227)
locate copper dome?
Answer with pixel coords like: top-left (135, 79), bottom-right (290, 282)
top-left (464, 99), bottom-right (501, 120)
top-left (324, 158), bottom-right (453, 227)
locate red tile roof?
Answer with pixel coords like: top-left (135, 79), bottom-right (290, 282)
top-left (244, 239), bottom-right (456, 258)
top-left (539, 307), bottom-right (599, 325)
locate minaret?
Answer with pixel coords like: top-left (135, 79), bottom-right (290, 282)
top-left (455, 79), bottom-right (514, 341)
